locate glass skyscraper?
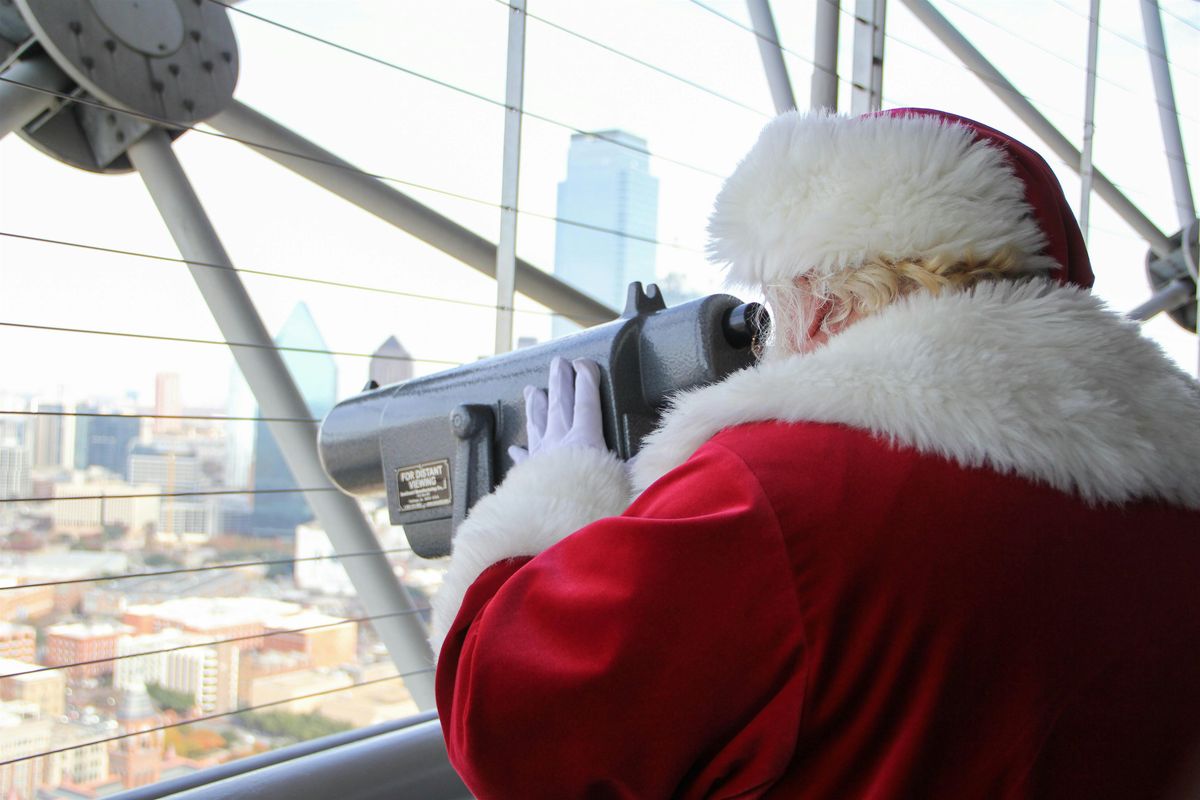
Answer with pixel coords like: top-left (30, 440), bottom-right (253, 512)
top-left (74, 406), bottom-right (141, 479)
top-left (250, 303), bottom-right (338, 539)
top-left (552, 131), bottom-right (659, 338)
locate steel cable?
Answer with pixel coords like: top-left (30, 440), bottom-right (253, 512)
top-left (0, 607), bottom-right (432, 682)
top-left (206, 0), bottom-right (728, 180)
top-left (0, 668), bottom-right (435, 768)
top-left (0, 546), bottom-right (414, 592)
top-left (0, 320), bottom-right (464, 367)
top-left (0, 77), bottom-right (705, 256)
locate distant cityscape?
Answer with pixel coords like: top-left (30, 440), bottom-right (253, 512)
top-left (0, 302), bottom-right (439, 799)
top-left (0, 127), bottom-right (689, 799)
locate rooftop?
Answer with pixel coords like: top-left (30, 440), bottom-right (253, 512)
top-left (46, 622), bottom-right (134, 639)
top-left (125, 597), bottom-right (303, 630)
top-left (263, 610), bottom-right (347, 631)
top-left (0, 551), bottom-right (130, 580)
top-left (0, 621), bottom-right (35, 636)
top-left (0, 656), bottom-right (53, 681)
top-left (117, 628), bottom-right (200, 652)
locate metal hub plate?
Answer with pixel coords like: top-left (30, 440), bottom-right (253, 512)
top-left (1146, 225), bottom-right (1198, 333)
top-left (89, 0), bottom-right (185, 57)
top-left (15, 0), bottom-right (238, 125)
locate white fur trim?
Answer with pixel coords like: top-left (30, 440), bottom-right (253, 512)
top-left (430, 446), bottom-right (632, 656)
top-left (709, 111), bottom-right (1059, 288)
top-left (633, 280), bottom-right (1200, 510)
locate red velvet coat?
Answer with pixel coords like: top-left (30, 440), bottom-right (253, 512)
top-left (432, 282), bottom-right (1200, 799)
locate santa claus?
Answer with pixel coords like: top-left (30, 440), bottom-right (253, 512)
top-left (431, 108), bottom-right (1200, 799)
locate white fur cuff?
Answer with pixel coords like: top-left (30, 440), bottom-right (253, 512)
top-left (429, 446), bottom-right (633, 656)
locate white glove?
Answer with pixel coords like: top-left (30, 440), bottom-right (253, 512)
top-left (508, 357), bottom-right (606, 464)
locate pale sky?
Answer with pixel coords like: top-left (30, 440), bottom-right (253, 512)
top-left (1, 0), bottom-right (1197, 411)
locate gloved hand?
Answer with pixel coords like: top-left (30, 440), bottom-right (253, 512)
top-left (508, 357), bottom-right (606, 464)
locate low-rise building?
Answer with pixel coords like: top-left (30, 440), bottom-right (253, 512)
top-left (243, 668), bottom-right (353, 714)
top-left (122, 597), bottom-right (350, 659)
top-left (118, 598), bottom-right (355, 709)
top-left (45, 622), bottom-right (133, 680)
top-left (0, 657), bottom-right (66, 718)
top-left (262, 610), bottom-right (357, 669)
top-left (0, 551), bottom-right (132, 620)
top-left (115, 630), bottom-right (238, 713)
top-left (109, 684), bottom-right (164, 790)
top-left (316, 663), bottom-right (418, 729)
top-left (0, 578), bottom-right (54, 623)
top-left (48, 474), bottom-right (161, 535)
top-left (0, 700), bottom-right (109, 798)
top-left (0, 622), bottom-right (36, 663)
top-left (236, 650), bottom-right (310, 705)
top-left (122, 597), bottom-right (299, 646)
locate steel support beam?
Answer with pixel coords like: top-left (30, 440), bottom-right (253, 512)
top-left (900, 0), bottom-right (1174, 258)
top-left (127, 129), bottom-right (437, 710)
top-left (1079, 0), bottom-right (1101, 241)
top-left (495, 0), bottom-right (528, 354)
top-left (746, 0), bottom-right (797, 113)
top-left (850, 0), bottom-right (886, 115)
top-left (1128, 278), bottom-right (1195, 322)
top-left (0, 57), bottom-right (72, 140)
top-left (208, 101), bottom-right (617, 327)
top-left (812, 0), bottom-right (840, 111)
top-left (1140, 0), bottom-right (1196, 229)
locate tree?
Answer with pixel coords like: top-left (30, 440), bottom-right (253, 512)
top-left (164, 726), bottom-right (226, 758)
top-left (239, 710), bottom-right (352, 743)
top-left (146, 682), bottom-right (196, 713)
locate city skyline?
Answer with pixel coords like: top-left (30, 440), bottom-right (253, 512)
top-left (0, 357), bottom-right (429, 796)
top-left (552, 129), bottom-right (661, 337)
top-left (2, 0), bottom-right (1194, 412)
top-left (250, 303), bottom-right (338, 539)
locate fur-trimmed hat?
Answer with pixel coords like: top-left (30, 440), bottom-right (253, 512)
top-left (708, 108), bottom-right (1093, 289)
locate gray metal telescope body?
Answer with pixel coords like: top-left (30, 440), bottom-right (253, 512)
top-left (319, 284), bottom-right (765, 558)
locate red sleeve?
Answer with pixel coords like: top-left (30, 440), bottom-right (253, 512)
top-left (435, 442), bottom-right (807, 799)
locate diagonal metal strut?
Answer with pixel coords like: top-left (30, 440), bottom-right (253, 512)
top-left (746, 0), bottom-right (798, 113)
top-left (1140, 0), bottom-right (1196, 229)
top-left (0, 57), bottom-right (72, 139)
top-left (209, 101), bottom-right (618, 328)
top-left (127, 129), bottom-right (438, 710)
top-left (900, 0), bottom-right (1174, 258)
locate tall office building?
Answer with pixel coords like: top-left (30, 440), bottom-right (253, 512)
top-left (153, 373), bottom-right (183, 435)
top-left (220, 364), bottom-right (256, 535)
top-left (0, 444), bottom-right (30, 500)
top-left (0, 415), bottom-right (26, 501)
top-left (250, 304), bottom-right (338, 539)
top-left (552, 130), bottom-right (659, 337)
top-left (129, 443), bottom-right (210, 538)
top-left (369, 336), bottom-right (414, 388)
top-left (224, 362), bottom-right (256, 492)
top-left (31, 400), bottom-right (74, 469)
top-left (128, 443), bottom-right (201, 492)
top-left (74, 406), bottom-right (141, 479)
